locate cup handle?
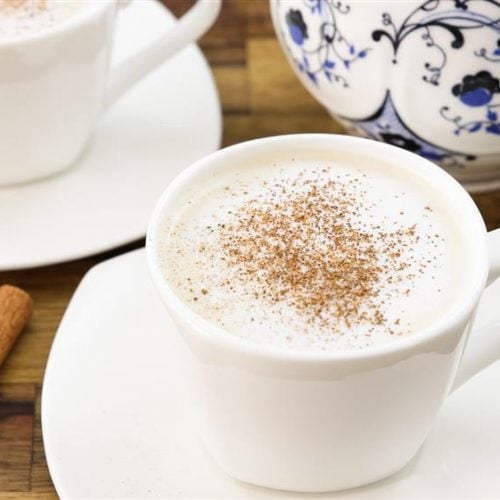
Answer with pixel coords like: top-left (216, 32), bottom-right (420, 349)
top-left (103, 0), bottom-right (221, 110)
top-left (452, 228), bottom-right (500, 391)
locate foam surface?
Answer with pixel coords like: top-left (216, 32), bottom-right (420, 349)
top-left (161, 155), bottom-right (466, 352)
top-left (0, 0), bottom-right (85, 39)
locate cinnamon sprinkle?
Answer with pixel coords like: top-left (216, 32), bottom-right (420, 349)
top-left (1, 0), bottom-right (46, 11)
top-left (198, 171), bottom-right (430, 334)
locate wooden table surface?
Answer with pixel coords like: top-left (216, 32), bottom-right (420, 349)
top-left (1, 1), bottom-right (499, 498)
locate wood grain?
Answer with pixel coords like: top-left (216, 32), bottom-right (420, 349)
top-left (0, 0), bottom-right (498, 497)
top-left (0, 384), bottom-right (35, 492)
top-left (248, 38), bottom-right (322, 113)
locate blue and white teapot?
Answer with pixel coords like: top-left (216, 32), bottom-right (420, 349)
top-left (271, 0), bottom-right (500, 191)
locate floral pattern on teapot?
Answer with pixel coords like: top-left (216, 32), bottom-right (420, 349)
top-left (272, 0), bottom-right (500, 173)
top-left (284, 1), bottom-right (370, 86)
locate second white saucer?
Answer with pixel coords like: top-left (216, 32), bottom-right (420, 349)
top-left (0, 0), bottom-right (221, 271)
top-left (42, 248), bottom-right (500, 499)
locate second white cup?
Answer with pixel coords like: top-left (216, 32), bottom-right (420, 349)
top-left (0, 0), bottom-right (221, 185)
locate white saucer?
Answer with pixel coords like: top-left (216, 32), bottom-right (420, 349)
top-left (0, 1), bottom-right (221, 271)
top-left (42, 249), bottom-right (500, 499)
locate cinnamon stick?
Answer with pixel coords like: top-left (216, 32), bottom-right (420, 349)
top-left (0, 285), bottom-right (33, 368)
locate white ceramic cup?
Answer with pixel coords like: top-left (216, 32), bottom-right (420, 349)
top-left (146, 134), bottom-right (500, 493)
top-left (0, 0), bottom-right (221, 186)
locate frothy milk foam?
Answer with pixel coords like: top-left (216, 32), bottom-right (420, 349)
top-left (160, 151), bottom-right (467, 352)
top-left (0, 0), bottom-right (86, 40)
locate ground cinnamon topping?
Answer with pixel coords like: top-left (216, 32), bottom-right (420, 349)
top-left (201, 171), bottom-right (428, 334)
top-left (1, 0), bottom-right (46, 11)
